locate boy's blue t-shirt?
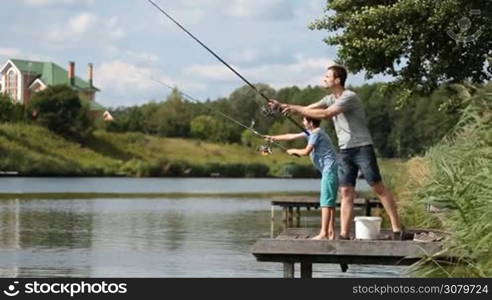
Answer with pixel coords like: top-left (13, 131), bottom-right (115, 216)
top-left (304, 129), bottom-right (337, 173)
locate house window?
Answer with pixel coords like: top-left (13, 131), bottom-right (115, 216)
top-left (6, 69), bottom-right (18, 100)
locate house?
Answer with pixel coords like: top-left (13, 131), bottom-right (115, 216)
top-left (0, 59), bottom-right (112, 120)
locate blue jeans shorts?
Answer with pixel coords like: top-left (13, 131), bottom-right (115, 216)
top-left (320, 164), bottom-right (338, 207)
top-left (338, 145), bottom-right (382, 187)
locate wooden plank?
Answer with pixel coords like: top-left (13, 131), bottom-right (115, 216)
top-left (277, 227), bottom-right (445, 239)
top-left (300, 263), bottom-right (312, 278)
top-left (251, 239), bottom-right (444, 257)
top-left (254, 254), bottom-right (423, 265)
top-left (283, 262), bottom-right (294, 278)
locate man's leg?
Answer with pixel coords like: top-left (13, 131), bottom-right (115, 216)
top-left (340, 185), bottom-right (356, 238)
top-left (372, 182), bottom-right (402, 232)
top-left (356, 145), bottom-right (403, 233)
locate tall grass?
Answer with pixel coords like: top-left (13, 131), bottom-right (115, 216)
top-left (409, 85), bottom-right (492, 277)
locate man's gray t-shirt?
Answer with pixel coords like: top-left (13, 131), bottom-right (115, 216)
top-left (318, 90), bottom-right (373, 149)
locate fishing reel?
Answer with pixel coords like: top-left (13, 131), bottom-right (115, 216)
top-left (260, 105), bottom-right (280, 118)
top-left (258, 144), bottom-right (273, 156)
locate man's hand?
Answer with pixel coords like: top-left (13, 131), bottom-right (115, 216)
top-left (268, 98), bottom-right (289, 111)
top-left (264, 135), bottom-right (276, 142)
top-left (281, 104), bottom-right (296, 116)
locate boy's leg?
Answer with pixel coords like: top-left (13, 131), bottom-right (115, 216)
top-left (311, 207), bottom-right (330, 240)
top-left (312, 167), bottom-right (338, 240)
top-left (327, 207), bottom-right (336, 240)
top-left (355, 145), bottom-right (403, 232)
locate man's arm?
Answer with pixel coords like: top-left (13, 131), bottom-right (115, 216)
top-left (287, 144), bottom-right (314, 157)
top-left (284, 104), bottom-right (343, 119)
top-left (306, 99), bottom-right (328, 109)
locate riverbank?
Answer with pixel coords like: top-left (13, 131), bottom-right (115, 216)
top-left (0, 123), bottom-right (317, 178)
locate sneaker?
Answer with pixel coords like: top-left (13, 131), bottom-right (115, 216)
top-left (413, 231), bottom-right (443, 242)
top-left (391, 226), bottom-right (406, 241)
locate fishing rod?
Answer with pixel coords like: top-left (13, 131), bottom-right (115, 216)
top-left (146, 76), bottom-right (297, 156)
top-left (147, 0), bottom-right (309, 136)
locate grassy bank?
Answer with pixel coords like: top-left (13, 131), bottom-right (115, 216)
top-left (0, 123), bottom-right (320, 177)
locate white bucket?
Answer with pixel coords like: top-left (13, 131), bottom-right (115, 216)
top-left (354, 216), bottom-right (382, 240)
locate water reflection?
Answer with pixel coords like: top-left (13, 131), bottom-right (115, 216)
top-left (0, 198), bottom-right (406, 277)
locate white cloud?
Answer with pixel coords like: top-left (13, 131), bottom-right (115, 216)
top-left (184, 56), bottom-right (335, 89)
top-left (104, 47), bottom-right (159, 65)
top-left (95, 60), bottom-right (207, 106)
top-left (23, 0), bottom-right (94, 7)
top-left (0, 48), bottom-right (52, 63)
top-left (229, 49), bottom-right (259, 64)
top-left (158, 0), bottom-right (293, 20)
top-left (184, 64), bottom-right (238, 82)
top-left (0, 48), bottom-right (23, 58)
top-left (44, 12), bottom-right (125, 46)
top-left (69, 13), bottom-right (97, 34)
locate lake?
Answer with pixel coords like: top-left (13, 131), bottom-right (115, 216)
top-left (0, 177), bottom-right (405, 277)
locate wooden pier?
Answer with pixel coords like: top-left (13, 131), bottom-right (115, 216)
top-left (271, 197), bottom-right (382, 226)
top-left (252, 228), bottom-right (448, 278)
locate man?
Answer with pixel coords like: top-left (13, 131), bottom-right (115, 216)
top-left (269, 65), bottom-right (404, 240)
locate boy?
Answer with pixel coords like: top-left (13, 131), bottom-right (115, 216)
top-left (266, 117), bottom-right (338, 240)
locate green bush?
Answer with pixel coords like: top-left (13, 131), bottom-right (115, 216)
top-left (30, 85), bottom-right (93, 140)
top-left (0, 94), bottom-right (25, 122)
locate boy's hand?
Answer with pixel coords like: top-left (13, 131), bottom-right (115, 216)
top-left (264, 135), bottom-right (276, 142)
top-left (287, 149), bottom-right (298, 156)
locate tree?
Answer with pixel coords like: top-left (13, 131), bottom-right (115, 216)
top-left (0, 94), bottom-right (24, 122)
top-left (310, 0), bottom-right (492, 94)
top-left (30, 85), bottom-right (93, 140)
top-left (190, 115), bottom-right (238, 143)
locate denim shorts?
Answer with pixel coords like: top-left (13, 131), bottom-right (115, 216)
top-left (338, 145), bottom-right (382, 186)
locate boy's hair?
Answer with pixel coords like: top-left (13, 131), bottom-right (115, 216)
top-left (327, 65), bottom-right (347, 87)
top-left (305, 117), bottom-right (321, 128)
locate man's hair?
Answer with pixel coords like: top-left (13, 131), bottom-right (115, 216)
top-left (304, 117), bottom-right (321, 128)
top-left (327, 65), bottom-right (347, 87)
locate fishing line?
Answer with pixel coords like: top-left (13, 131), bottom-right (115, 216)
top-left (143, 74), bottom-right (295, 155)
top-left (146, 0), bottom-right (309, 136)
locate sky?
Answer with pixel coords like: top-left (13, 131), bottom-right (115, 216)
top-left (0, 0), bottom-right (390, 107)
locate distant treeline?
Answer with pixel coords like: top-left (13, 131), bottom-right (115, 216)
top-left (105, 83), bottom-right (464, 158)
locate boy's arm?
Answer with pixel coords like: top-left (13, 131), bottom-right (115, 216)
top-left (287, 144), bottom-right (314, 157)
top-left (266, 132), bottom-right (306, 142)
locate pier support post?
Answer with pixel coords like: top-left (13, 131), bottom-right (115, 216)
top-left (295, 207), bottom-right (300, 227)
top-left (300, 263), bottom-right (312, 278)
top-left (365, 198), bottom-right (371, 216)
top-left (283, 262), bottom-right (295, 278)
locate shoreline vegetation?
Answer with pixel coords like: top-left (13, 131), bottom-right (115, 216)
top-left (0, 123), bottom-right (320, 178)
top-left (386, 85), bottom-right (491, 277)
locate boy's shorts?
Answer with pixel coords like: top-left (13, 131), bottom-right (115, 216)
top-left (320, 165), bottom-right (338, 207)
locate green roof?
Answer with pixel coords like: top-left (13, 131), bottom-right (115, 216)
top-left (85, 100), bottom-right (106, 111)
top-left (10, 59), bottom-right (100, 92)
